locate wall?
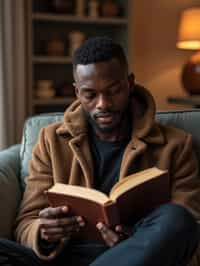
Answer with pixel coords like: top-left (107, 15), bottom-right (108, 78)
top-left (129, 0), bottom-right (200, 110)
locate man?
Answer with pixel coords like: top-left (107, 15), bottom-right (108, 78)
top-left (0, 36), bottom-right (200, 266)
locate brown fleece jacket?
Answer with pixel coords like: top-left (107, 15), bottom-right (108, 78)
top-left (14, 85), bottom-right (200, 265)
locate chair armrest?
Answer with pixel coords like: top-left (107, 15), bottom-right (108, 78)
top-left (0, 145), bottom-right (22, 239)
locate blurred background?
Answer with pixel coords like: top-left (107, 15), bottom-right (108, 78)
top-left (0, 0), bottom-right (200, 147)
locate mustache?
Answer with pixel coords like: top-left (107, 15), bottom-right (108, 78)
top-left (93, 110), bottom-right (116, 118)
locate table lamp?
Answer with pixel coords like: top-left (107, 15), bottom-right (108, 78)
top-left (177, 8), bottom-right (200, 94)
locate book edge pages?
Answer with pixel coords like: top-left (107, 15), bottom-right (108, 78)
top-left (109, 167), bottom-right (168, 201)
top-left (48, 183), bottom-right (110, 205)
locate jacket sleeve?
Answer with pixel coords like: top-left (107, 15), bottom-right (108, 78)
top-left (14, 127), bottom-right (68, 261)
top-left (171, 133), bottom-right (200, 222)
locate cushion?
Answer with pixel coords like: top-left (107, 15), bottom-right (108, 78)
top-left (0, 144), bottom-right (21, 238)
top-left (20, 113), bottom-right (63, 188)
top-left (156, 109), bottom-right (200, 166)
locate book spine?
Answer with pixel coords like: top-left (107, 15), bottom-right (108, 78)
top-left (102, 202), bottom-right (120, 228)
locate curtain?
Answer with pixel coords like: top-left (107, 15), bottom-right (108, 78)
top-left (0, 0), bottom-right (26, 149)
top-left (0, 0), bottom-right (6, 149)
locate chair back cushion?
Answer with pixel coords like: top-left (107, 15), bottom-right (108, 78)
top-left (20, 109), bottom-right (200, 187)
top-left (20, 113), bottom-right (63, 187)
top-left (156, 109), bottom-right (200, 167)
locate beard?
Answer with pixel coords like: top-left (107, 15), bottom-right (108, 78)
top-left (86, 113), bottom-right (118, 133)
top-left (82, 105), bottom-right (130, 134)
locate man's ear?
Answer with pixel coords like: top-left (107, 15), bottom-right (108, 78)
top-left (128, 73), bottom-right (135, 91)
top-left (73, 82), bottom-right (79, 98)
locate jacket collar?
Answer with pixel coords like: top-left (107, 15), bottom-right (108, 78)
top-left (56, 100), bottom-right (87, 137)
top-left (56, 84), bottom-right (165, 145)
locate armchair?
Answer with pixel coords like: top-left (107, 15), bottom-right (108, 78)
top-left (0, 109), bottom-right (200, 261)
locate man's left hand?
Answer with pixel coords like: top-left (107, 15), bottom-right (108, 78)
top-left (96, 222), bottom-right (133, 247)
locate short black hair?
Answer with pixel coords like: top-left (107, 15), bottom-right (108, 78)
top-left (72, 36), bottom-right (128, 72)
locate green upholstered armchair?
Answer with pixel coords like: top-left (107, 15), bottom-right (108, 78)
top-left (0, 109), bottom-right (200, 240)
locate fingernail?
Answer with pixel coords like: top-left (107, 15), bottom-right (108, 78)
top-left (79, 222), bottom-right (85, 227)
top-left (76, 216), bottom-right (83, 222)
top-left (96, 223), bottom-right (103, 229)
top-left (62, 206), bottom-right (68, 211)
top-left (115, 225), bottom-right (121, 232)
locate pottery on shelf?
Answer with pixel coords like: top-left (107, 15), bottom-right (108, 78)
top-left (50, 0), bottom-right (74, 14)
top-left (68, 31), bottom-right (86, 56)
top-left (76, 0), bottom-right (85, 16)
top-left (101, 0), bottom-right (120, 17)
top-left (35, 80), bottom-right (56, 99)
top-left (88, 0), bottom-right (99, 18)
top-left (47, 35), bottom-right (65, 56)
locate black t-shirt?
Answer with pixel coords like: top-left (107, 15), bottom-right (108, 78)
top-left (89, 133), bottom-right (130, 195)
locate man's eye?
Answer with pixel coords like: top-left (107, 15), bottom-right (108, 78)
top-left (110, 86), bottom-right (121, 95)
top-left (83, 93), bottom-right (96, 99)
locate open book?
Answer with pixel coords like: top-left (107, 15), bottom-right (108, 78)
top-left (46, 167), bottom-right (170, 241)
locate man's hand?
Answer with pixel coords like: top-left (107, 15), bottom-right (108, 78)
top-left (39, 206), bottom-right (85, 243)
top-left (96, 222), bottom-right (133, 247)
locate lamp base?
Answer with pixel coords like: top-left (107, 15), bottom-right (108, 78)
top-left (182, 51), bottom-right (200, 95)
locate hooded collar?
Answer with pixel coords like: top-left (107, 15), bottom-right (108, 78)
top-left (56, 84), bottom-right (165, 145)
top-left (56, 101), bottom-right (87, 137)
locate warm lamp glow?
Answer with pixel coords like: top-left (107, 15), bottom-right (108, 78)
top-left (177, 8), bottom-right (200, 94)
top-left (177, 8), bottom-right (200, 50)
top-left (177, 41), bottom-right (200, 50)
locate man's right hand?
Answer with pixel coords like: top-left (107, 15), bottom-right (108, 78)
top-left (39, 206), bottom-right (85, 243)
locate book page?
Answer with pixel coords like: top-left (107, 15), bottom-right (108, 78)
top-left (109, 167), bottom-right (167, 201)
top-left (49, 183), bottom-right (110, 205)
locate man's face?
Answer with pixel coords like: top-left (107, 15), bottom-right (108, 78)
top-left (74, 58), bottom-right (132, 134)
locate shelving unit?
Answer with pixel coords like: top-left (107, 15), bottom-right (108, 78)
top-left (27, 0), bottom-right (129, 115)
top-left (32, 12), bottom-right (128, 25)
top-left (32, 56), bottom-right (72, 64)
top-left (33, 97), bottom-right (75, 106)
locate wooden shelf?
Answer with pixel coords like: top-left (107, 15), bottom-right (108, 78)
top-left (32, 56), bottom-right (72, 64)
top-left (32, 13), bottom-right (128, 25)
top-left (27, 0), bottom-right (129, 115)
top-left (33, 97), bottom-right (75, 106)
top-left (168, 96), bottom-right (200, 107)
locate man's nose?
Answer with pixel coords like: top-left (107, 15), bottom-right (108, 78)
top-left (96, 94), bottom-right (112, 110)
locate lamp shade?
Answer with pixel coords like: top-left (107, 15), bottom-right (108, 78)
top-left (177, 8), bottom-right (200, 50)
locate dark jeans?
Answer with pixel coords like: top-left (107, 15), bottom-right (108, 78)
top-left (0, 203), bottom-right (199, 266)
